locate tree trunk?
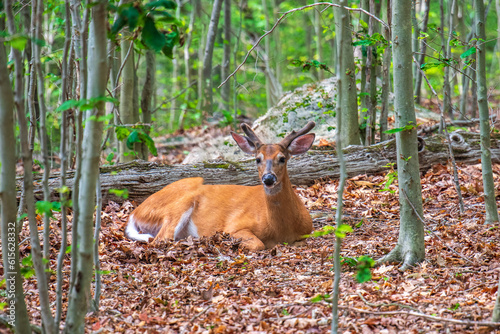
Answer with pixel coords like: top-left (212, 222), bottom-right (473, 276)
top-left (33, 0), bottom-right (53, 266)
top-left (140, 50), bottom-right (155, 159)
top-left (378, 0), bottom-right (425, 271)
top-left (201, 0), bottom-right (223, 115)
top-left (414, 0), bottom-right (430, 104)
top-left (314, 9), bottom-right (324, 81)
top-left (493, 273), bottom-right (500, 321)
top-left (440, 0), bottom-right (453, 119)
top-left (273, 0), bottom-right (282, 83)
top-left (119, 34), bottom-right (136, 162)
top-left (169, 0), bottom-right (181, 131)
top-left (65, 1), bottom-right (108, 331)
top-left (221, 0), bottom-right (231, 111)
top-left (23, 131), bottom-right (500, 205)
top-left (380, 0), bottom-right (392, 142)
top-left (334, 0), bottom-right (361, 148)
top-left (359, 0), bottom-right (369, 143)
top-left (366, 0), bottom-right (381, 145)
top-left (5, 1), bottom-right (57, 332)
top-left (474, 0), bottom-right (499, 223)
top-left (262, 0), bottom-right (272, 110)
top-left (0, 15), bottom-right (32, 334)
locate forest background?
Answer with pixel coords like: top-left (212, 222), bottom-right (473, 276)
top-left (1, 0), bottom-right (500, 333)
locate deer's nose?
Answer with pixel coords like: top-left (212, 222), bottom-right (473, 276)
top-left (262, 173), bottom-right (277, 186)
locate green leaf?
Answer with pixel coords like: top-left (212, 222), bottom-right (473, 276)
top-left (138, 132), bottom-right (158, 156)
top-left (65, 245), bottom-right (72, 254)
top-left (36, 201), bottom-right (54, 218)
top-left (162, 29), bottom-right (180, 58)
top-left (383, 122), bottom-right (417, 134)
top-left (359, 19), bottom-right (368, 30)
top-left (115, 126), bottom-right (131, 141)
top-left (335, 224), bottom-right (353, 238)
top-left (0, 302), bottom-right (7, 311)
top-left (111, 15), bottom-right (127, 35)
top-left (56, 99), bottom-right (82, 112)
top-left (420, 62), bottom-right (446, 71)
top-left (460, 47), bottom-right (476, 59)
top-left (9, 35), bottom-right (29, 51)
top-left (355, 255), bottom-right (375, 283)
top-left (142, 16), bottom-right (166, 52)
top-left (310, 294), bottom-right (330, 303)
top-left (146, 0), bottom-right (177, 9)
top-left (21, 255), bottom-right (33, 267)
top-left (123, 6), bottom-right (140, 31)
top-left (126, 130), bottom-right (141, 150)
top-left (20, 267), bottom-right (35, 279)
top-left (106, 152), bottom-right (115, 164)
top-left (109, 188), bottom-right (129, 199)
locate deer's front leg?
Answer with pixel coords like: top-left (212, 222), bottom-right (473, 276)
top-left (231, 229), bottom-right (266, 251)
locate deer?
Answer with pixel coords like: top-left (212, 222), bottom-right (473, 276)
top-left (125, 121), bottom-right (316, 251)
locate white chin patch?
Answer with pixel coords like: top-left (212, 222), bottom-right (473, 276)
top-left (263, 182), bottom-right (282, 195)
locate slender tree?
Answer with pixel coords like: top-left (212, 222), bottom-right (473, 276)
top-left (379, 0), bottom-right (392, 142)
top-left (494, 275), bottom-right (500, 321)
top-left (65, 1), bottom-right (108, 331)
top-left (140, 50), bottom-right (155, 158)
top-left (119, 32), bottom-right (136, 162)
top-left (334, 0), bottom-right (361, 147)
top-left (474, 0), bottom-right (499, 224)
top-left (378, 0), bottom-right (425, 270)
top-left (5, 1), bottom-right (56, 332)
top-left (0, 15), bottom-right (32, 334)
top-left (221, 0), bottom-right (231, 110)
top-left (414, 0), bottom-right (430, 104)
top-left (201, 0), bottom-right (223, 114)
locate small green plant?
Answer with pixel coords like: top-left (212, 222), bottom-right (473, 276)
top-left (379, 162), bottom-right (397, 193)
top-left (355, 255), bottom-right (375, 283)
top-left (109, 188), bottom-right (129, 199)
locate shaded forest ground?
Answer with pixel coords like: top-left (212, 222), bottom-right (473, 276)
top-left (3, 158), bottom-right (500, 333)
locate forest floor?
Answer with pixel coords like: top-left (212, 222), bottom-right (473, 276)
top-left (2, 126), bottom-right (500, 333)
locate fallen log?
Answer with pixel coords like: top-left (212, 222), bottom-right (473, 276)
top-left (17, 131), bottom-right (500, 204)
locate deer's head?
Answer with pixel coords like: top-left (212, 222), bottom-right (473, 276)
top-left (231, 122), bottom-right (315, 195)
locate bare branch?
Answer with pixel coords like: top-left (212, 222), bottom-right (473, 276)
top-left (218, 2), bottom-right (388, 88)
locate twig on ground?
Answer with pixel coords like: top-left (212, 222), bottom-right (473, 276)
top-left (339, 305), bottom-right (500, 327)
top-left (357, 292), bottom-right (419, 312)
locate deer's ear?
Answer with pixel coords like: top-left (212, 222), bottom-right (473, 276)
top-left (288, 133), bottom-right (315, 155)
top-left (231, 132), bottom-right (256, 155)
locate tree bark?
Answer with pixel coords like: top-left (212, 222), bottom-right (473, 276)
top-left (0, 15), bottom-right (32, 334)
top-left (379, 0), bottom-right (391, 142)
top-left (65, 1), bottom-right (108, 332)
top-left (201, 0), bottom-right (223, 114)
top-left (119, 31), bottom-right (136, 162)
top-left (474, 0), bottom-right (499, 223)
top-left (378, 0), bottom-right (425, 271)
top-left (22, 132), bottom-right (500, 205)
top-left (5, 1), bottom-right (56, 332)
top-left (221, 0), bottom-right (231, 110)
top-left (140, 50), bottom-right (155, 159)
top-left (334, 0), bottom-right (361, 148)
top-left (414, 0), bottom-right (430, 104)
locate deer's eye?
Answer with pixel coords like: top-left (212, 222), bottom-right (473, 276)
top-left (256, 157), bottom-right (261, 164)
top-left (279, 157), bottom-right (286, 163)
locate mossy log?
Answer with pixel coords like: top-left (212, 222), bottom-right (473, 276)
top-left (18, 131), bottom-right (500, 204)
